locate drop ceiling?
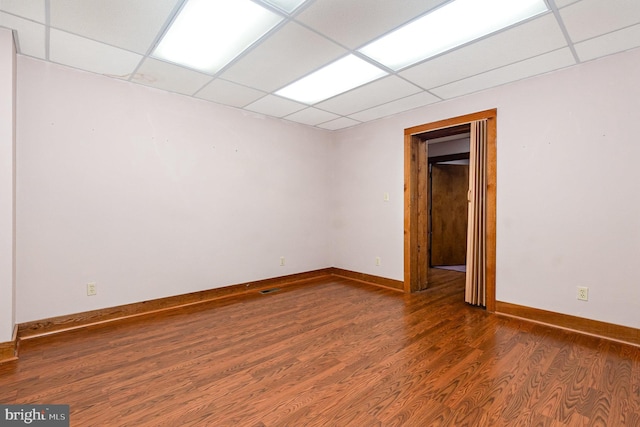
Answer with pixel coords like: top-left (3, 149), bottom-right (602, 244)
top-left (1, 0), bottom-right (639, 130)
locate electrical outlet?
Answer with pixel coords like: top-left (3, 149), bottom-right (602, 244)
top-left (375, 256), bottom-right (381, 266)
top-left (280, 256), bottom-right (285, 266)
top-left (87, 282), bottom-right (97, 296)
top-left (383, 192), bottom-right (390, 202)
top-left (577, 286), bottom-right (588, 301)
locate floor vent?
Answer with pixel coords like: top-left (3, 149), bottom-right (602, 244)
top-left (259, 288), bottom-right (280, 295)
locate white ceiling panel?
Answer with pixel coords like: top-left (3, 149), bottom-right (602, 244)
top-left (296, 0), bottom-right (446, 49)
top-left (432, 48), bottom-right (576, 100)
top-left (574, 24), bottom-right (640, 62)
top-left (0, 0), bottom-right (45, 23)
top-left (49, 0), bottom-right (180, 54)
top-left (245, 94), bottom-right (306, 117)
top-left (221, 22), bottom-right (346, 92)
top-left (348, 92), bottom-right (440, 123)
top-left (284, 107), bottom-right (340, 126)
top-left (49, 29), bottom-right (142, 77)
top-left (315, 76), bottom-right (422, 116)
top-left (399, 14), bottom-right (567, 90)
top-left (131, 58), bottom-right (212, 96)
top-left (317, 117), bottom-right (361, 131)
top-left (0, 12), bottom-right (45, 59)
top-left (196, 79), bottom-right (266, 108)
top-left (560, 0), bottom-right (640, 43)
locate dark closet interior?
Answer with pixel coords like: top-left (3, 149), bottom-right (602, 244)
top-left (426, 126), bottom-right (470, 272)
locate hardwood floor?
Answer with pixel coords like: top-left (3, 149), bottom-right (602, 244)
top-left (1, 270), bottom-right (639, 426)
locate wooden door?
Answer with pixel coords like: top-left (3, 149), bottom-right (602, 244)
top-left (430, 163), bottom-right (469, 266)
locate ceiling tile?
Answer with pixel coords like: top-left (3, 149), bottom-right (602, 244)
top-left (49, 0), bottom-right (180, 54)
top-left (431, 48), bottom-right (576, 99)
top-left (399, 14), bottom-right (567, 90)
top-left (284, 107), bottom-right (340, 126)
top-left (0, 12), bottom-right (45, 58)
top-left (317, 117), bottom-right (360, 131)
top-left (131, 58), bottom-right (212, 96)
top-left (296, 0), bottom-right (446, 49)
top-left (244, 95), bottom-right (307, 117)
top-left (348, 92), bottom-right (440, 123)
top-left (574, 24), bottom-right (640, 61)
top-left (49, 29), bottom-right (142, 77)
top-left (315, 76), bottom-right (421, 116)
top-left (196, 79), bottom-right (266, 108)
top-left (560, 0), bottom-right (640, 43)
top-left (0, 0), bottom-right (45, 23)
top-left (221, 22), bottom-right (346, 92)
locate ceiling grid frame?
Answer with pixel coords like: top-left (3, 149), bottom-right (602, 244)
top-left (0, 0), bottom-right (638, 130)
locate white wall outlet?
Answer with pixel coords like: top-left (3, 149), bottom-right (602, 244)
top-left (383, 192), bottom-right (390, 202)
top-left (577, 286), bottom-right (588, 301)
top-left (375, 256), bottom-right (381, 266)
top-left (87, 282), bottom-right (97, 296)
top-left (280, 256), bottom-right (285, 266)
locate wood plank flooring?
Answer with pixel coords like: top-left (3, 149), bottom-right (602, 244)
top-left (1, 270), bottom-right (639, 426)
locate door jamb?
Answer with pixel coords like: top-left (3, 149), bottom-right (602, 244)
top-left (403, 109), bottom-right (497, 312)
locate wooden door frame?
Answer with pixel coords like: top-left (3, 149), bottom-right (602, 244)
top-left (404, 109), bottom-right (497, 312)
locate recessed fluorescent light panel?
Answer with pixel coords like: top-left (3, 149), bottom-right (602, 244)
top-left (359, 0), bottom-right (549, 70)
top-left (153, 0), bottom-right (283, 74)
top-left (275, 54), bottom-right (388, 104)
top-left (263, 0), bottom-right (308, 13)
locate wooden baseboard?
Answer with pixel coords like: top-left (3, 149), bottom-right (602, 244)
top-left (0, 325), bottom-right (18, 364)
top-left (330, 267), bottom-right (404, 291)
top-left (18, 268), bottom-right (333, 341)
top-left (496, 301), bottom-right (640, 347)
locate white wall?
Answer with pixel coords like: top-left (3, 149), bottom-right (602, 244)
top-left (329, 124), bottom-right (405, 279)
top-left (16, 57), bottom-right (332, 323)
top-left (428, 138), bottom-right (470, 157)
top-left (0, 29), bottom-right (16, 342)
top-left (13, 46), bottom-right (640, 332)
top-left (332, 47), bottom-right (640, 329)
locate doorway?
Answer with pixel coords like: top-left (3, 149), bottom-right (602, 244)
top-left (403, 109), bottom-right (496, 312)
top-left (426, 129), bottom-right (471, 272)
top-left (430, 156), bottom-right (469, 272)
